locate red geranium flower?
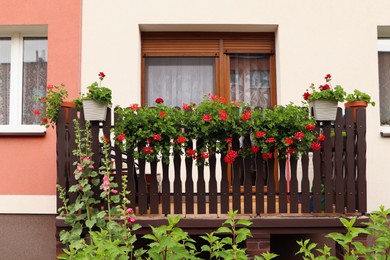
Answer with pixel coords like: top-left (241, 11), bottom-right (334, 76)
top-left (286, 148), bottom-right (296, 154)
top-left (129, 104), bottom-right (139, 111)
top-left (265, 137), bottom-right (275, 143)
top-left (218, 110), bottom-right (228, 121)
top-left (155, 98), bottom-right (164, 104)
top-left (33, 109), bottom-right (40, 115)
top-left (159, 111), bottom-right (166, 118)
top-left (47, 84), bottom-right (54, 90)
top-left (251, 146), bottom-right (259, 153)
top-left (143, 146), bottom-right (153, 154)
top-left (224, 150), bottom-right (238, 163)
top-left (311, 141), bottom-right (321, 151)
top-left (317, 134), bottom-right (325, 142)
top-left (186, 148), bottom-right (196, 157)
top-left (153, 133), bottom-right (162, 141)
top-left (98, 72), bottom-right (106, 80)
top-left (103, 135), bottom-right (110, 143)
top-left (41, 117), bottom-right (48, 124)
top-left (319, 84), bottom-right (330, 91)
top-left (294, 131), bottom-right (304, 141)
top-left (325, 74), bottom-right (331, 81)
top-left (226, 137), bottom-right (232, 143)
top-left (202, 114), bottom-right (212, 122)
top-left (177, 136), bottom-right (186, 144)
top-left (284, 138), bottom-right (294, 146)
top-left (146, 137), bottom-right (152, 143)
top-left (262, 153), bottom-right (273, 159)
top-left (39, 97), bottom-right (46, 102)
top-left (241, 110), bottom-right (252, 121)
top-left (117, 132), bottom-right (126, 142)
top-left (255, 131), bottom-right (266, 138)
top-left (303, 92), bottom-right (311, 101)
top-left (305, 123), bottom-right (316, 131)
top-left (182, 103), bottom-right (191, 111)
top-left (201, 151), bottom-right (209, 159)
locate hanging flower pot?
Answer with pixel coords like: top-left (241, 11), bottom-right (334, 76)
top-left (82, 99), bottom-right (108, 121)
top-left (344, 100), bottom-right (367, 122)
top-left (309, 99), bottom-right (338, 121)
top-left (61, 101), bottom-right (76, 124)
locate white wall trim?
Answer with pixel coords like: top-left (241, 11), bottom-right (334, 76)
top-left (0, 195), bottom-right (56, 214)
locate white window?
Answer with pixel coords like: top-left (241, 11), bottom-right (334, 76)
top-left (0, 33), bottom-right (47, 134)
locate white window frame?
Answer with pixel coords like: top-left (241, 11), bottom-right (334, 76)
top-left (378, 39), bottom-right (390, 135)
top-left (0, 32), bottom-right (47, 134)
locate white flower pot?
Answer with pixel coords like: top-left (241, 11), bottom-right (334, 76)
top-left (82, 100), bottom-right (108, 121)
top-left (309, 100), bottom-right (338, 121)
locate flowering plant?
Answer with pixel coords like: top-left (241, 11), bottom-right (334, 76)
top-left (83, 72), bottom-right (112, 105)
top-left (34, 83), bottom-right (70, 128)
top-left (250, 104), bottom-right (322, 159)
top-left (345, 89), bottom-right (375, 106)
top-left (303, 74), bottom-right (346, 103)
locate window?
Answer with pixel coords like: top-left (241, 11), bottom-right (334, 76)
top-left (141, 32), bottom-right (276, 107)
top-left (0, 33), bottom-right (47, 134)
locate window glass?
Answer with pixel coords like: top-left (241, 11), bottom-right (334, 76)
top-left (229, 54), bottom-right (271, 107)
top-left (145, 57), bottom-right (215, 107)
top-left (378, 51), bottom-right (390, 125)
top-left (22, 37), bottom-right (47, 125)
top-left (0, 38), bottom-right (11, 125)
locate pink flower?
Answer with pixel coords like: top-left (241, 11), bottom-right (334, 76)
top-left (98, 72), bottom-right (106, 80)
top-left (182, 103), bottom-right (192, 111)
top-left (251, 146), bottom-right (259, 153)
top-left (294, 131), bottom-right (304, 141)
top-left (317, 134), bottom-right (325, 142)
top-left (77, 163), bottom-right (83, 171)
top-left (284, 138), bottom-right (294, 146)
top-left (47, 84), bottom-right (54, 90)
top-left (33, 109), bottom-right (40, 115)
top-left (82, 157), bottom-right (91, 163)
top-left (256, 131), bottom-right (266, 138)
top-left (127, 208), bottom-right (134, 214)
top-left (202, 114), bottom-right (212, 122)
top-left (265, 137), bottom-right (275, 143)
top-left (129, 104), bottom-right (139, 111)
top-left (303, 92), bottom-right (311, 101)
top-left (111, 189), bottom-right (118, 194)
top-left (177, 136), bottom-right (186, 144)
top-left (118, 132), bottom-right (126, 142)
top-left (201, 152), bottom-right (209, 159)
top-left (208, 94), bottom-right (218, 100)
top-left (305, 124), bottom-right (316, 131)
top-left (143, 146), bottom-right (153, 155)
top-left (219, 110), bottom-right (228, 121)
top-left (153, 133), bottom-right (162, 141)
top-left (241, 110), bottom-right (252, 121)
top-left (311, 141), bottom-right (321, 151)
top-left (224, 150), bottom-right (238, 163)
top-left (155, 98), bottom-right (164, 104)
top-left (159, 111), bottom-right (166, 118)
top-left (186, 148), bottom-right (196, 156)
top-left (103, 174), bottom-right (110, 192)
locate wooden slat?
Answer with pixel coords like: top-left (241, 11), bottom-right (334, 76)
top-left (149, 161), bottom-right (159, 214)
top-left (90, 121), bottom-right (101, 205)
top-left (220, 151), bottom-right (230, 213)
top-left (113, 113), bottom-right (123, 196)
top-left (345, 108), bottom-right (356, 213)
top-left (278, 158), bottom-right (287, 213)
top-left (243, 136), bottom-right (253, 214)
top-left (126, 151), bottom-right (137, 209)
top-left (173, 150), bottom-right (182, 214)
top-left (196, 139), bottom-right (206, 214)
top-left (356, 108), bottom-right (367, 213)
top-left (255, 153), bottom-right (265, 214)
top-left (209, 154), bottom-right (218, 214)
top-left (300, 154), bottom-right (310, 213)
top-left (312, 123), bottom-right (322, 213)
top-left (267, 157), bottom-right (276, 213)
top-left (334, 108), bottom-right (345, 213)
top-left (161, 160), bottom-right (170, 215)
top-left (323, 122), bottom-right (333, 213)
top-left (185, 141), bottom-right (194, 214)
top-left (232, 137), bottom-right (241, 213)
top-left (289, 157), bottom-right (298, 213)
top-left (137, 158), bottom-right (148, 214)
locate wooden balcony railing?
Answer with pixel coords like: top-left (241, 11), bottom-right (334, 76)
top-left (56, 106), bottom-right (367, 217)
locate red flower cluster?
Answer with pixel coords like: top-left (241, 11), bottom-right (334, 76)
top-left (262, 153), bottom-right (273, 159)
top-left (317, 134), bottom-right (325, 142)
top-left (224, 150), bottom-right (238, 163)
top-left (319, 84), bottom-right (330, 91)
top-left (153, 133), bottom-right (162, 141)
top-left (202, 114), bottom-right (212, 122)
top-left (251, 146), bottom-right (259, 153)
top-left (294, 131), bottom-right (304, 141)
top-left (303, 92), bottom-right (311, 101)
top-left (117, 132), bottom-right (126, 142)
top-left (305, 123), bottom-right (316, 131)
top-left (47, 84), bottom-right (54, 90)
top-left (159, 111), bottom-right (166, 118)
top-left (226, 137), bottom-right (232, 143)
top-left (143, 146), bottom-right (153, 154)
top-left (325, 74), bottom-right (331, 81)
top-left (103, 135), bottom-right (110, 143)
top-left (186, 148), bottom-right (196, 157)
top-left (201, 152), bottom-right (209, 159)
top-left (311, 141), bottom-right (321, 151)
top-left (265, 137), bottom-right (275, 143)
top-left (241, 110), bottom-right (252, 121)
top-left (182, 103), bottom-right (192, 111)
top-left (219, 110), bottom-right (228, 121)
top-left (33, 109), bottom-right (40, 115)
top-left (176, 136), bottom-right (186, 144)
top-left (286, 147), bottom-right (296, 154)
top-left (284, 138), bottom-right (294, 146)
top-left (255, 131), bottom-right (266, 138)
top-left (98, 72), bottom-right (106, 80)
top-left (129, 104), bottom-right (139, 111)
top-left (155, 98), bottom-right (164, 104)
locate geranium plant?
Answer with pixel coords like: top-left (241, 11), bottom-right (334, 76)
top-left (345, 89), bottom-right (375, 106)
top-left (34, 83), bottom-right (70, 128)
top-left (83, 72), bottom-right (112, 105)
top-left (303, 74), bottom-right (346, 103)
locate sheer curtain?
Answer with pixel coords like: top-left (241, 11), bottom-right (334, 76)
top-left (378, 52), bottom-right (390, 125)
top-left (145, 57), bottom-right (215, 107)
top-left (229, 54), bottom-right (271, 108)
top-left (0, 38), bottom-right (11, 125)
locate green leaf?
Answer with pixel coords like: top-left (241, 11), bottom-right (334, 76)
top-left (85, 219), bottom-right (96, 229)
top-left (236, 219), bottom-right (252, 227)
top-left (216, 226), bottom-right (232, 234)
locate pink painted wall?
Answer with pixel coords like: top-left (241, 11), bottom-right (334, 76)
top-left (0, 0), bottom-right (82, 195)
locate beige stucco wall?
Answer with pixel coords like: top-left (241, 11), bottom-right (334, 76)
top-left (82, 0), bottom-right (390, 211)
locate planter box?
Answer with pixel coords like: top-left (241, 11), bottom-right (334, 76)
top-left (82, 100), bottom-right (108, 121)
top-left (309, 100), bottom-right (338, 121)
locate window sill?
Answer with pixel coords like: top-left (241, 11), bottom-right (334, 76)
top-left (380, 126), bottom-right (390, 137)
top-left (0, 125), bottom-right (46, 136)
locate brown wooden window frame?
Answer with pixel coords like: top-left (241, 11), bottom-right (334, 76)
top-left (141, 32), bottom-right (277, 106)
